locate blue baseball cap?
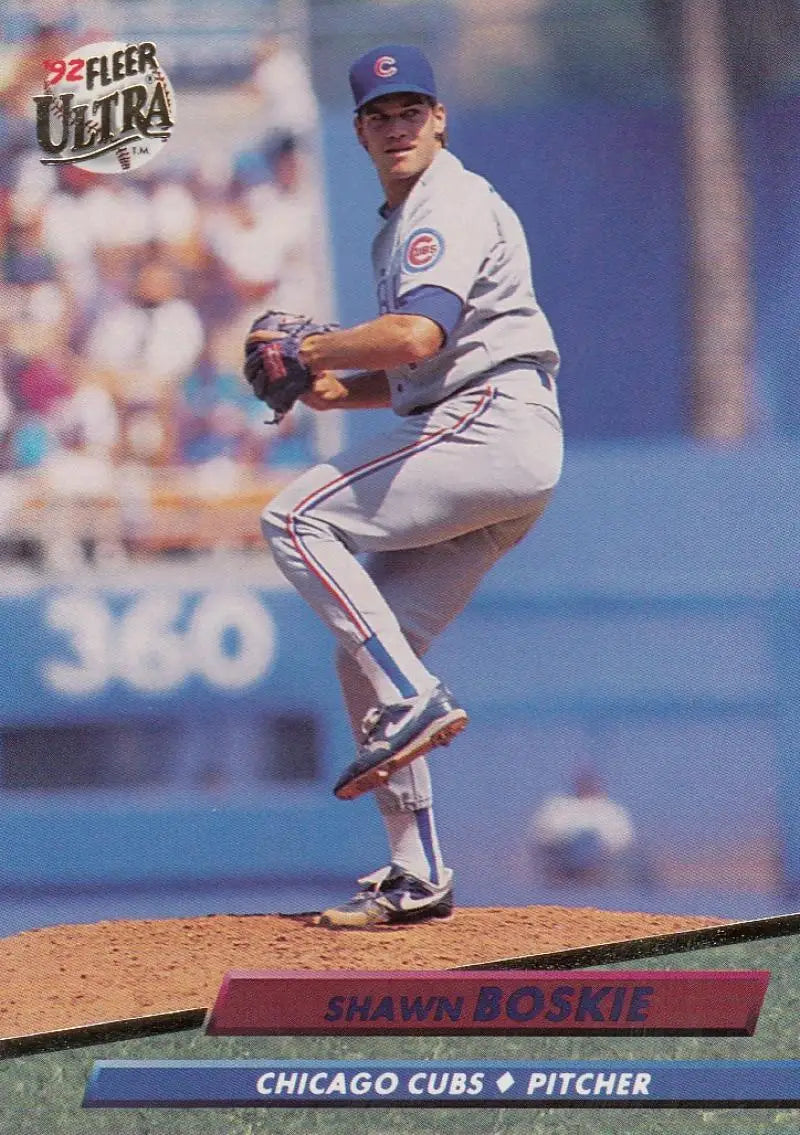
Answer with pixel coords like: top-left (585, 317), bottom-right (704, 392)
top-left (349, 44), bottom-right (437, 112)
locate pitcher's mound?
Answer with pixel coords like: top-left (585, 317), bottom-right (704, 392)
top-left (0, 904), bottom-right (725, 1040)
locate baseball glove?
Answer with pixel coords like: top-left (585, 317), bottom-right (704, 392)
top-left (243, 310), bottom-right (339, 424)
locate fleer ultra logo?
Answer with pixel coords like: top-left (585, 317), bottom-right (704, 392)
top-left (33, 41), bottom-right (175, 173)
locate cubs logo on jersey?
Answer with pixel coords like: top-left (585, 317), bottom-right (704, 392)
top-left (403, 228), bottom-right (445, 273)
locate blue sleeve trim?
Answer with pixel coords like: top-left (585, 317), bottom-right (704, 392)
top-left (396, 285), bottom-right (463, 343)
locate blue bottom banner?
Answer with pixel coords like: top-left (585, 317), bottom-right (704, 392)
top-left (83, 1060), bottom-right (800, 1108)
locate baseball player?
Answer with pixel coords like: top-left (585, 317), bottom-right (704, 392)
top-left (255, 44), bottom-right (563, 928)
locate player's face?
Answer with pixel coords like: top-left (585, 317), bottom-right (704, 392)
top-left (356, 94), bottom-right (446, 205)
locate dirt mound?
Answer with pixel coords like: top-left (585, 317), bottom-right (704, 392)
top-left (0, 904), bottom-right (726, 1040)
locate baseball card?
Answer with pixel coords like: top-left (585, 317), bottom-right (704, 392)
top-left (1, 0), bottom-right (799, 1131)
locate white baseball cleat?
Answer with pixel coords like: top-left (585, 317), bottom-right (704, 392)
top-left (318, 865), bottom-right (455, 929)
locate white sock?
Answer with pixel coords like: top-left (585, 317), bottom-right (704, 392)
top-left (382, 807), bottom-right (445, 885)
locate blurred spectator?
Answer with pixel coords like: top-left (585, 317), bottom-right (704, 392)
top-left (36, 414), bottom-right (121, 571)
top-left (57, 376), bottom-right (120, 459)
top-left (176, 328), bottom-right (260, 466)
top-left (527, 768), bottom-right (646, 885)
top-left (11, 414), bottom-right (56, 469)
top-left (39, 420), bottom-right (116, 500)
top-left (0, 370), bottom-right (13, 450)
top-left (248, 36), bottom-right (319, 141)
top-left (150, 176), bottom-right (201, 250)
top-left (2, 254), bottom-right (73, 471)
top-left (8, 150), bottom-right (57, 228)
top-left (3, 215), bottom-right (57, 292)
top-left (83, 178), bottom-right (154, 254)
top-left (84, 260), bottom-right (204, 464)
top-left (16, 356), bottom-right (71, 417)
top-left (245, 136), bottom-right (324, 315)
top-left (183, 240), bottom-right (240, 328)
top-left (203, 182), bottom-right (282, 312)
top-left (40, 165), bottom-right (104, 318)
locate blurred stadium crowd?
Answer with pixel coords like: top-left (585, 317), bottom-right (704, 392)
top-left (0, 10), bottom-right (328, 570)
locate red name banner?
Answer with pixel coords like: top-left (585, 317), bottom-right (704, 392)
top-left (205, 970), bottom-right (769, 1036)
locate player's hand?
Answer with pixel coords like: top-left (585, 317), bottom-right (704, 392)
top-left (299, 371), bottom-right (350, 410)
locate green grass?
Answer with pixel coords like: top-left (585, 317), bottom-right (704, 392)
top-left (2, 934), bottom-right (800, 1134)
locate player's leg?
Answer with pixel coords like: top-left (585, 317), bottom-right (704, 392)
top-left (261, 407), bottom-right (462, 706)
top-left (319, 511), bottom-right (546, 927)
top-left (320, 633), bottom-right (453, 927)
top-left (261, 399), bottom-right (489, 797)
top-left (262, 390), bottom-right (562, 799)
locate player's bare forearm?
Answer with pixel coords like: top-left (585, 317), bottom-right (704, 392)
top-left (340, 370), bottom-right (392, 408)
top-left (299, 314), bottom-right (443, 373)
top-left (300, 370), bottom-right (391, 411)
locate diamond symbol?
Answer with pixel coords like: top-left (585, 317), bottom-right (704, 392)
top-left (496, 1072), bottom-right (515, 1094)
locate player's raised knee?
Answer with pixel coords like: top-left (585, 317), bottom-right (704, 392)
top-left (260, 495), bottom-right (291, 552)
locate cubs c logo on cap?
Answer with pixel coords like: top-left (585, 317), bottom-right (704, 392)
top-left (374, 55), bottom-right (398, 78)
top-left (403, 228), bottom-right (445, 272)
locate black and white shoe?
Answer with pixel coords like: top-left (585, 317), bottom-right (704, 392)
top-left (333, 682), bottom-right (468, 800)
top-left (318, 865), bottom-right (455, 929)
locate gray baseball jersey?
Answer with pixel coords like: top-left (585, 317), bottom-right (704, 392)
top-left (372, 148), bottom-right (560, 417)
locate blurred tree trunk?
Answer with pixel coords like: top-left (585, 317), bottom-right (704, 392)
top-left (676, 0), bottom-right (754, 441)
